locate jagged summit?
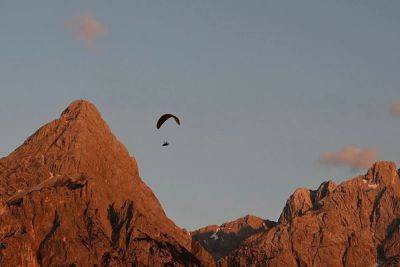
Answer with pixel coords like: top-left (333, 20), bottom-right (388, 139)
top-left (3, 99), bottom-right (140, 205)
top-left (222, 161), bottom-right (400, 266)
top-left (61, 99), bottom-right (102, 118)
top-left (0, 100), bottom-right (203, 266)
top-left (365, 161), bottom-right (399, 186)
top-left (13, 99), bottom-right (123, 168)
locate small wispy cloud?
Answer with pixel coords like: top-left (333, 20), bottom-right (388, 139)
top-left (66, 12), bottom-right (107, 51)
top-left (320, 144), bottom-right (378, 170)
top-left (390, 101), bottom-right (400, 117)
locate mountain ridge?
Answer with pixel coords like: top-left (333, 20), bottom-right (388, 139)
top-left (1, 99), bottom-right (399, 266)
top-left (218, 161), bottom-right (400, 266)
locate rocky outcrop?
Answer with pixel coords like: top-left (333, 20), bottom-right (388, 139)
top-left (278, 180), bottom-right (337, 224)
top-left (221, 161), bottom-right (400, 266)
top-left (0, 100), bottom-right (202, 266)
top-left (192, 215), bottom-right (275, 261)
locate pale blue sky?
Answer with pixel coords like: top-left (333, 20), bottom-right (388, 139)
top-left (0, 1), bottom-right (399, 230)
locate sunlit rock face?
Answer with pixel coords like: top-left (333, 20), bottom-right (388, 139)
top-left (0, 100), bottom-right (205, 266)
top-left (1, 99), bottom-right (400, 266)
top-left (220, 161), bottom-right (400, 266)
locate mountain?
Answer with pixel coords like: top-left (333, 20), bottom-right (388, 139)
top-left (1, 99), bottom-right (400, 266)
top-left (0, 100), bottom-right (209, 266)
top-left (219, 162), bottom-right (400, 266)
top-left (191, 215), bottom-right (275, 261)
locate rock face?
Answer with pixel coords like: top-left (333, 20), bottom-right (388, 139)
top-left (221, 162), bottom-right (400, 266)
top-left (0, 100), bottom-right (202, 266)
top-left (2, 99), bottom-right (400, 266)
top-left (278, 180), bottom-right (337, 224)
top-left (192, 215), bottom-right (275, 262)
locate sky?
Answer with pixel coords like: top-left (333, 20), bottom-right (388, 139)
top-left (0, 1), bottom-right (400, 230)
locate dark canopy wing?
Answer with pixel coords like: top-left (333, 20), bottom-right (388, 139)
top-left (156, 114), bottom-right (181, 129)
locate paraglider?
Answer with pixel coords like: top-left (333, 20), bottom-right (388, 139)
top-left (156, 114), bottom-right (180, 129)
top-left (156, 114), bottom-right (180, 147)
top-left (162, 141), bottom-right (169, 147)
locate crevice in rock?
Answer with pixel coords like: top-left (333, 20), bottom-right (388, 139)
top-left (36, 211), bottom-right (61, 266)
top-left (369, 188), bottom-right (387, 228)
top-left (341, 233), bottom-right (353, 267)
top-left (107, 202), bottom-right (134, 248)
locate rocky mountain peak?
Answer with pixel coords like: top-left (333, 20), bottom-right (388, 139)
top-left (0, 100), bottom-right (202, 266)
top-left (7, 99), bottom-right (138, 181)
top-left (3, 100), bottom-right (142, 217)
top-left (60, 99), bottom-right (102, 120)
top-left (365, 161), bottom-right (399, 186)
top-left (278, 188), bottom-right (313, 224)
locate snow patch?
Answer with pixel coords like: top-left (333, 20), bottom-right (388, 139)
top-left (210, 227), bottom-right (220, 240)
top-left (362, 179), bottom-right (379, 189)
top-left (210, 232), bottom-right (219, 240)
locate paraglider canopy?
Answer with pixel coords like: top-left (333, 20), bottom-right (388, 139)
top-left (156, 114), bottom-right (180, 129)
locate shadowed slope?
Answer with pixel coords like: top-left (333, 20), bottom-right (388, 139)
top-left (192, 215), bottom-right (276, 261)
